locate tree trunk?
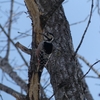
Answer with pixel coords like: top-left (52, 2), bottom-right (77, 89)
top-left (45, 7), bottom-right (93, 100)
top-left (25, 0), bottom-right (94, 100)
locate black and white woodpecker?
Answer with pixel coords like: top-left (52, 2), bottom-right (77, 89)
top-left (36, 32), bottom-right (54, 79)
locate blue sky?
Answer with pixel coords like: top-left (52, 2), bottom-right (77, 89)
top-left (63, 0), bottom-right (100, 100)
top-left (0, 0), bottom-right (100, 100)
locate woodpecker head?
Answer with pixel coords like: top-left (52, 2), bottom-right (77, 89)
top-left (41, 32), bottom-right (54, 43)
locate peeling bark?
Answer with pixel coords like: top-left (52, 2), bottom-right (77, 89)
top-left (24, 0), bottom-right (43, 45)
top-left (24, 0), bottom-right (43, 100)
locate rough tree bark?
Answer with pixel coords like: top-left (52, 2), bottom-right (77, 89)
top-left (24, 0), bottom-right (94, 100)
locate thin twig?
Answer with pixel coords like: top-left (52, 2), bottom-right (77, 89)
top-left (48, 92), bottom-right (55, 100)
top-left (3, 73), bottom-right (16, 84)
top-left (81, 60), bottom-right (100, 79)
top-left (13, 29), bottom-right (31, 40)
top-left (96, 0), bottom-right (100, 15)
top-left (5, 0), bottom-right (14, 60)
top-left (0, 24), bottom-right (29, 67)
top-left (0, 94), bottom-right (3, 100)
top-left (70, 4), bottom-right (96, 26)
top-left (77, 54), bottom-right (100, 77)
top-left (0, 45), bottom-right (7, 53)
top-left (73, 0), bottom-right (94, 58)
top-left (70, 16), bottom-right (89, 26)
top-left (86, 76), bottom-right (100, 79)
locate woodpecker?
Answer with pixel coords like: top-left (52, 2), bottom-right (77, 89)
top-left (36, 32), bottom-right (54, 79)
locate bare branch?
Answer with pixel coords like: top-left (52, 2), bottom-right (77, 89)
top-left (81, 60), bottom-right (100, 79)
top-left (15, 42), bottom-right (31, 55)
top-left (73, 0), bottom-right (94, 58)
top-left (0, 24), bottom-right (29, 67)
top-left (0, 57), bottom-right (27, 92)
top-left (5, 0), bottom-right (14, 60)
top-left (0, 83), bottom-right (26, 100)
top-left (77, 54), bottom-right (100, 77)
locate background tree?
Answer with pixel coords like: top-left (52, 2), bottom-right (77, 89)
top-left (0, 0), bottom-right (100, 100)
